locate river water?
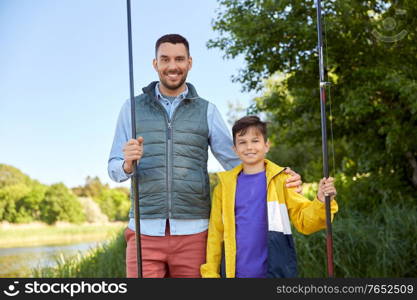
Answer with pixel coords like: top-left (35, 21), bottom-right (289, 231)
top-left (0, 241), bottom-right (103, 277)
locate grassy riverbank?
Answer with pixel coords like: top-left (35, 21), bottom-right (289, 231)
top-left (33, 229), bottom-right (126, 278)
top-left (0, 222), bottom-right (126, 248)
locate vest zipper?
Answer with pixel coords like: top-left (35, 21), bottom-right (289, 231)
top-left (151, 99), bottom-right (172, 219)
top-left (151, 96), bottom-right (189, 219)
top-left (167, 121), bottom-right (172, 218)
top-left (167, 99), bottom-right (190, 219)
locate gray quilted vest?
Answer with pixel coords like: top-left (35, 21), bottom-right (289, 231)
top-left (128, 81), bottom-right (210, 219)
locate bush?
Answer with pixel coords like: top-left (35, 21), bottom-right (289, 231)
top-left (335, 173), bottom-right (415, 214)
top-left (294, 202), bottom-right (417, 277)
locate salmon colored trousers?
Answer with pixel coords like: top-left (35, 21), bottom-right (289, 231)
top-left (124, 223), bottom-right (208, 278)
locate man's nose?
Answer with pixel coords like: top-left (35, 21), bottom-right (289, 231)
top-left (167, 61), bottom-right (178, 70)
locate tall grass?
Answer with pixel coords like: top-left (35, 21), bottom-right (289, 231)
top-left (294, 202), bottom-right (417, 277)
top-left (33, 203), bottom-right (416, 278)
top-left (0, 222), bottom-right (125, 248)
top-left (33, 229), bottom-right (126, 278)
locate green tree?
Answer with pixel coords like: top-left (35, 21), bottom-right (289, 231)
top-left (0, 164), bottom-right (33, 188)
top-left (73, 177), bottom-right (130, 221)
top-left (0, 184), bottom-right (30, 222)
top-left (40, 183), bottom-right (86, 224)
top-left (209, 0), bottom-right (417, 210)
top-left (72, 176), bottom-right (109, 198)
top-left (14, 182), bottom-right (47, 223)
top-left (95, 189), bottom-right (130, 221)
top-left (0, 164), bottom-right (48, 223)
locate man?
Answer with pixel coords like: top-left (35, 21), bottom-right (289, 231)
top-left (108, 34), bottom-right (303, 278)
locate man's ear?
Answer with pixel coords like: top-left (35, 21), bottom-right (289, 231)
top-left (152, 58), bottom-right (158, 71)
top-left (188, 56), bottom-right (193, 71)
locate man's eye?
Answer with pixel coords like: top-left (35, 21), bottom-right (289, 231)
top-left (176, 57), bottom-right (184, 61)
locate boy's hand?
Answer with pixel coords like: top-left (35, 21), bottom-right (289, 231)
top-left (317, 177), bottom-right (337, 203)
top-left (122, 136), bottom-right (144, 174)
top-left (284, 167), bottom-right (303, 194)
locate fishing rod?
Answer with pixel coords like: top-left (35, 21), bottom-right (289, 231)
top-left (315, 0), bottom-right (335, 278)
top-left (126, 0), bottom-right (143, 278)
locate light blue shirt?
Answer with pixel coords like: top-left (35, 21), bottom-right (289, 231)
top-left (108, 82), bottom-right (241, 236)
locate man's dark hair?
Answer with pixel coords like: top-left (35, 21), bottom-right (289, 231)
top-left (232, 115), bottom-right (268, 145)
top-left (155, 34), bottom-right (190, 57)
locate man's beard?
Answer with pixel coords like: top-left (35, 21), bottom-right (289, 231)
top-left (159, 71), bottom-right (188, 91)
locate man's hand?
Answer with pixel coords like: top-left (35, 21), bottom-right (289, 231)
top-left (317, 177), bottom-right (337, 203)
top-left (122, 136), bottom-right (144, 174)
top-left (284, 167), bottom-right (303, 194)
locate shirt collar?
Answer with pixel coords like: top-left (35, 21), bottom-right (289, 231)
top-left (155, 82), bottom-right (188, 102)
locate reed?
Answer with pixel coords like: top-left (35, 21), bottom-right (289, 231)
top-left (33, 228), bottom-right (126, 278)
top-left (0, 222), bottom-right (126, 248)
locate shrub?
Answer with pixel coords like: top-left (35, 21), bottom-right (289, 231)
top-left (294, 202), bottom-right (417, 277)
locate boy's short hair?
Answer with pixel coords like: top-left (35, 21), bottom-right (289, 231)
top-left (155, 34), bottom-right (190, 57)
top-left (232, 115), bottom-right (268, 145)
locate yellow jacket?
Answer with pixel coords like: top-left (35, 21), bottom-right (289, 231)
top-left (200, 159), bottom-right (338, 278)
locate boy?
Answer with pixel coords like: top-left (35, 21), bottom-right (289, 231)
top-left (200, 116), bottom-right (338, 278)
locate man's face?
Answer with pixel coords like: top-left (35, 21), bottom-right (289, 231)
top-left (233, 127), bottom-right (269, 166)
top-left (153, 42), bottom-right (192, 94)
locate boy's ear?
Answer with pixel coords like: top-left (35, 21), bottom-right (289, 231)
top-left (265, 139), bottom-right (270, 153)
top-left (232, 144), bottom-right (238, 155)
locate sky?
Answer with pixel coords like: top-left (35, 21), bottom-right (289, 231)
top-left (0, 0), bottom-right (258, 188)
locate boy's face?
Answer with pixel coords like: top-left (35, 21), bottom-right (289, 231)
top-left (233, 127), bottom-right (270, 166)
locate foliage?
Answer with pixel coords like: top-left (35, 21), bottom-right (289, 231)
top-left (210, 0), bottom-right (417, 211)
top-left (73, 177), bottom-right (130, 222)
top-left (15, 183), bottom-right (48, 223)
top-left (0, 164), bottom-right (33, 188)
top-left (0, 164), bottom-right (48, 223)
top-left (40, 183), bottom-right (86, 225)
top-left (211, 0), bottom-right (417, 277)
top-left (0, 164), bottom-right (129, 224)
top-left (94, 189), bottom-right (130, 221)
top-left (32, 203), bottom-right (417, 278)
top-left (294, 202), bottom-right (417, 277)
top-left (78, 197), bottom-right (109, 223)
top-left (72, 176), bottom-right (109, 199)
